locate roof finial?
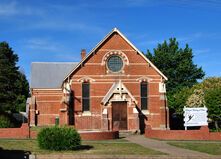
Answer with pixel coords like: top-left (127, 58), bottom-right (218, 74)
top-left (113, 27), bottom-right (118, 31)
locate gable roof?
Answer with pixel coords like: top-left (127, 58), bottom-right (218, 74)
top-left (64, 28), bottom-right (168, 82)
top-left (31, 62), bottom-right (78, 89)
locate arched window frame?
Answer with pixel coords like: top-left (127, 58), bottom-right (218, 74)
top-left (101, 50), bottom-right (129, 74)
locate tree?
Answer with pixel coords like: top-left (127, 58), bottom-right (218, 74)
top-left (146, 38), bottom-right (205, 129)
top-left (171, 77), bottom-right (221, 130)
top-left (168, 87), bottom-right (193, 115)
top-left (0, 42), bottom-right (29, 112)
top-left (186, 89), bottom-right (205, 107)
top-left (192, 77), bottom-right (221, 129)
top-left (14, 71), bottom-right (29, 112)
top-left (146, 38), bottom-right (205, 93)
top-left (205, 87), bottom-right (221, 129)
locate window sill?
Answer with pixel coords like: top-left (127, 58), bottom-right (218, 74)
top-left (82, 111), bottom-right (92, 116)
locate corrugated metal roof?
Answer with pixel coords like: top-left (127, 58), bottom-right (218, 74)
top-left (31, 62), bottom-right (78, 89)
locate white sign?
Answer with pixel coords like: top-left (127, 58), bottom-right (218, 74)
top-left (183, 107), bottom-right (208, 127)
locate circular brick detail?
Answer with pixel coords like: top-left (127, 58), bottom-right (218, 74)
top-left (79, 131), bottom-right (119, 140)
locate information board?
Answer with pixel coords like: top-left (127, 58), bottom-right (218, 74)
top-left (183, 107), bottom-right (208, 127)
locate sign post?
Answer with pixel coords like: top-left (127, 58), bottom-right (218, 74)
top-left (183, 107), bottom-right (208, 130)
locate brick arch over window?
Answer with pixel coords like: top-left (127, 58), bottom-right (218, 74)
top-left (77, 76), bottom-right (95, 83)
top-left (101, 50), bottom-right (129, 66)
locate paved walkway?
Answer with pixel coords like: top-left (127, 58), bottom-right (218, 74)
top-left (125, 135), bottom-right (213, 157)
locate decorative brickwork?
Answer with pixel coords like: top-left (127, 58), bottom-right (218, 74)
top-left (29, 28), bottom-right (169, 131)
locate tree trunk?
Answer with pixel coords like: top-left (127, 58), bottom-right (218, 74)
top-left (214, 120), bottom-right (219, 131)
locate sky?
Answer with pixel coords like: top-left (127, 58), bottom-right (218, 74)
top-left (0, 0), bottom-right (221, 81)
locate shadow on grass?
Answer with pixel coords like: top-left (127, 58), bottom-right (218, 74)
top-left (118, 136), bottom-right (126, 139)
top-left (0, 147), bottom-right (31, 159)
top-left (74, 145), bottom-right (94, 151)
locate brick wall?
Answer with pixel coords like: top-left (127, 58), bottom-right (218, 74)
top-left (29, 31), bottom-right (169, 131)
top-left (79, 131), bottom-right (119, 140)
top-left (0, 123), bottom-right (29, 139)
top-left (29, 129), bottom-right (119, 140)
top-left (145, 125), bottom-right (221, 140)
top-left (0, 124), bottom-right (119, 140)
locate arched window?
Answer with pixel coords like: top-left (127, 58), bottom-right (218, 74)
top-left (140, 81), bottom-right (148, 110)
top-left (82, 82), bottom-right (90, 111)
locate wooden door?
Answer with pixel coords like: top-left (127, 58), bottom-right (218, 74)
top-left (112, 102), bottom-right (127, 130)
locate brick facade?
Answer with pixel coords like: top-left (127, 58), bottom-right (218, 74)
top-left (29, 28), bottom-right (169, 132)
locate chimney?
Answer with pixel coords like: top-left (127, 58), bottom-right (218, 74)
top-left (81, 49), bottom-right (86, 60)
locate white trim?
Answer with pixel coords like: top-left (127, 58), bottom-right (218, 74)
top-left (128, 63), bottom-right (148, 65)
top-left (72, 74), bottom-right (161, 77)
top-left (133, 108), bottom-right (138, 113)
top-left (35, 94), bottom-right (62, 96)
top-left (36, 101), bottom-right (61, 103)
top-left (136, 76), bottom-right (153, 82)
top-left (101, 50), bottom-right (129, 66)
top-left (38, 114), bottom-right (59, 116)
top-left (72, 82), bottom-right (114, 84)
top-left (113, 28), bottom-right (167, 80)
top-left (75, 96), bottom-right (103, 98)
top-left (99, 49), bottom-right (135, 51)
top-left (35, 93), bottom-right (63, 95)
top-left (72, 78), bottom-right (161, 81)
top-left (84, 63), bottom-right (102, 65)
top-left (142, 110), bottom-right (150, 115)
top-left (72, 81), bottom-right (161, 84)
top-left (150, 113), bottom-right (160, 115)
top-left (72, 78), bottom-right (161, 82)
top-left (101, 80), bottom-right (138, 105)
top-left (82, 61), bottom-right (153, 65)
top-left (82, 111), bottom-right (92, 116)
top-left (63, 28), bottom-right (167, 83)
top-left (77, 76), bottom-right (95, 83)
top-left (74, 95), bottom-right (161, 98)
top-left (159, 82), bottom-right (166, 93)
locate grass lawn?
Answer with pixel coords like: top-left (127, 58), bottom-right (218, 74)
top-left (167, 141), bottom-right (221, 155)
top-left (0, 139), bottom-right (164, 155)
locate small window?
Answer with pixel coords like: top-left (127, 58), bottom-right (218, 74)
top-left (82, 82), bottom-right (90, 111)
top-left (107, 55), bottom-right (123, 72)
top-left (140, 82), bottom-right (148, 110)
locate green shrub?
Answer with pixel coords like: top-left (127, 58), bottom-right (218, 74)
top-left (0, 115), bottom-right (12, 128)
top-left (37, 126), bottom-right (81, 150)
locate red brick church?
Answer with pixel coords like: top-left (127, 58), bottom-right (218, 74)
top-left (28, 28), bottom-right (169, 132)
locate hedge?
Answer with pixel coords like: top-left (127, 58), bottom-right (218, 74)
top-left (37, 126), bottom-right (81, 150)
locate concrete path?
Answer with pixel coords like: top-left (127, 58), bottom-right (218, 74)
top-left (125, 135), bottom-right (213, 157)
